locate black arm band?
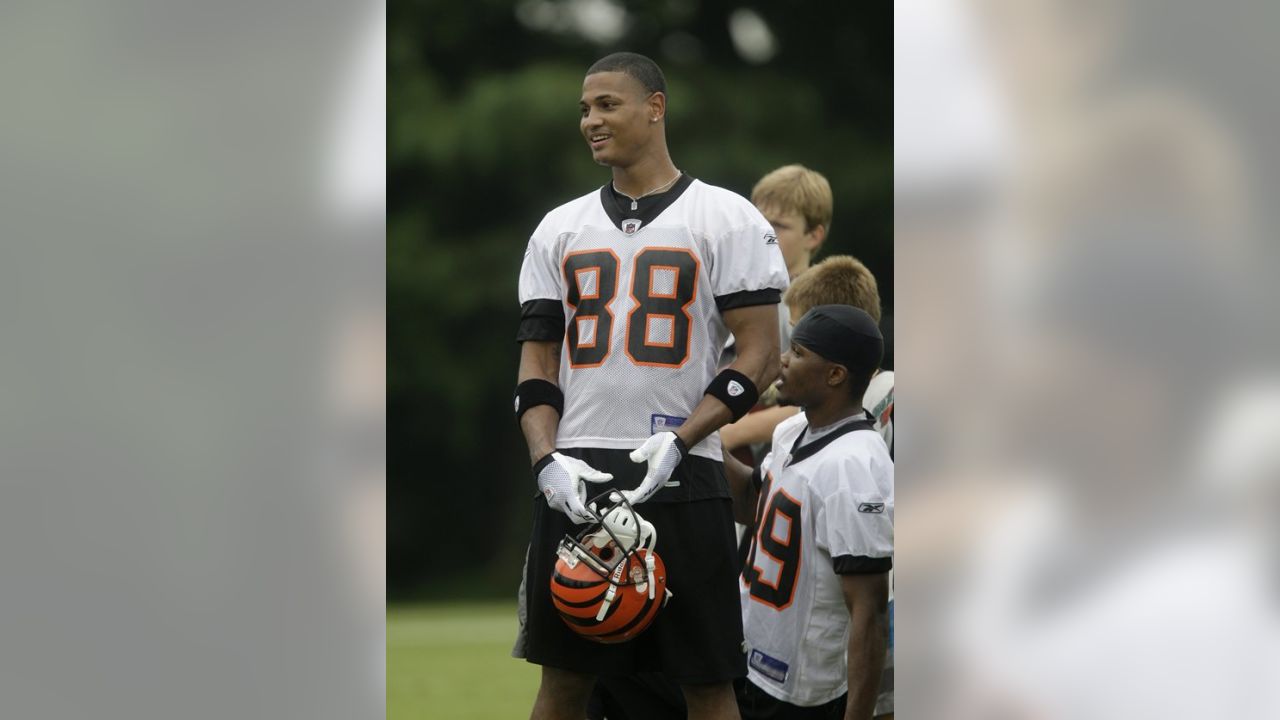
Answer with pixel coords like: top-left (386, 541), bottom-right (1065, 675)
top-left (704, 369), bottom-right (759, 421)
top-left (515, 379), bottom-right (563, 421)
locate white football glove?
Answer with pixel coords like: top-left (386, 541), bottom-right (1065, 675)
top-left (623, 432), bottom-right (688, 505)
top-left (536, 452), bottom-right (613, 524)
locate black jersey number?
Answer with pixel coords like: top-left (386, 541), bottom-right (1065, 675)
top-left (626, 248), bottom-right (698, 367)
top-left (563, 250), bottom-right (620, 368)
top-left (563, 247), bottom-right (698, 369)
top-left (743, 473), bottom-right (803, 610)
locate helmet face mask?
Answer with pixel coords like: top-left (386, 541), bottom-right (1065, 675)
top-left (558, 491), bottom-right (651, 578)
top-left (550, 490), bottom-right (672, 644)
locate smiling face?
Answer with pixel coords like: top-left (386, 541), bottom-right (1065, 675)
top-left (580, 71), bottom-right (664, 168)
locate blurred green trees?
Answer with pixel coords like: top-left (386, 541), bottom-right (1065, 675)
top-left (390, 0), bottom-right (889, 598)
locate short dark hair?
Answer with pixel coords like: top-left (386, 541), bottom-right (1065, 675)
top-left (587, 52), bottom-right (666, 96)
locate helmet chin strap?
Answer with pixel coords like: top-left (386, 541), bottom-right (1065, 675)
top-left (597, 561), bottom-right (626, 621)
top-left (645, 553), bottom-right (657, 600)
top-left (637, 518), bottom-right (658, 599)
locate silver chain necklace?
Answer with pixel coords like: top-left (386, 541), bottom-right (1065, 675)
top-left (613, 170), bottom-right (681, 211)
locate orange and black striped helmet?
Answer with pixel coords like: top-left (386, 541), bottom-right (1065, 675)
top-left (550, 491), bottom-right (672, 644)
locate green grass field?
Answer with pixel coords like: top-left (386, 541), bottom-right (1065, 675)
top-left (388, 602), bottom-right (540, 719)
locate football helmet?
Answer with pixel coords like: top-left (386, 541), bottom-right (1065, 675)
top-left (550, 490), bottom-right (672, 644)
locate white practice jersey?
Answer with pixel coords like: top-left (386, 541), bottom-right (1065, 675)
top-left (741, 412), bottom-right (894, 706)
top-left (518, 176), bottom-right (788, 461)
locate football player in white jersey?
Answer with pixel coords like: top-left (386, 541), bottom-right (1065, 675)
top-left (514, 52), bottom-right (788, 720)
top-left (725, 305), bottom-right (893, 720)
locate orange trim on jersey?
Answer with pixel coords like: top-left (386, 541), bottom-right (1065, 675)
top-left (624, 246), bottom-right (700, 369)
top-left (575, 266), bottom-right (602, 300)
top-left (576, 316), bottom-right (600, 349)
top-left (768, 510), bottom-right (793, 545)
top-left (754, 511), bottom-right (791, 591)
top-left (644, 314), bottom-right (677, 348)
top-left (748, 486), bottom-right (804, 611)
top-left (647, 264), bottom-right (680, 299)
top-left (562, 248), bottom-right (621, 369)
top-left (742, 470), bottom-right (773, 590)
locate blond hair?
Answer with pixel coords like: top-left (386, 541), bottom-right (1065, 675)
top-left (784, 255), bottom-right (881, 323)
top-left (751, 164), bottom-right (833, 234)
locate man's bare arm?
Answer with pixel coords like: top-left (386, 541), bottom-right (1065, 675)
top-left (721, 449), bottom-right (759, 526)
top-left (673, 303), bottom-right (780, 448)
top-left (841, 572), bottom-right (889, 720)
top-left (518, 340), bottom-right (562, 465)
top-left (720, 404), bottom-right (801, 451)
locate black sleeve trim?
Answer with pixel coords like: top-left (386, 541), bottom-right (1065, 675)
top-left (833, 555), bottom-right (892, 575)
top-left (516, 299), bottom-right (565, 342)
top-left (750, 465), bottom-right (763, 492)
top-left (715, 288), bottom-right (781, 312)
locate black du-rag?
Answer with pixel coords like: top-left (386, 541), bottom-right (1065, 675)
top-left (790, 304), bottom-right (884, 377)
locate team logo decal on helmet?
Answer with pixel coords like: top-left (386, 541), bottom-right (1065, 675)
top-left (550, 490), bottom-right (672, 644)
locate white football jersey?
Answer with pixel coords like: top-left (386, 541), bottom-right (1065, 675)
top-left (518, 176), bottom-right (788, 461)
top-left (741, 412), bottom-right (894, 706)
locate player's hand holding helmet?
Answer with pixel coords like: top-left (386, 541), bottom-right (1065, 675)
top-left (534, 452), bottom-right (613, 524)
top-left (551, 490), bottom-right (672, 644)
top-left (623, 432), bottom-right (688, 505)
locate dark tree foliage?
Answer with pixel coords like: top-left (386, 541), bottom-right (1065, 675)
top-left (390, 0), bottom-right (890, 599)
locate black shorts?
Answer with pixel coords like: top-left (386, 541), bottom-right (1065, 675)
top-left (736, 678), bottom-right (847, 720)
top-left (523, 448), bottom-right (746, 684)
top-left (587, 674), bottom-right (686, 720)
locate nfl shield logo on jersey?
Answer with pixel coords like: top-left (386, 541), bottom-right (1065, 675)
top-left (622, 219), bottom-right (643, 235)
